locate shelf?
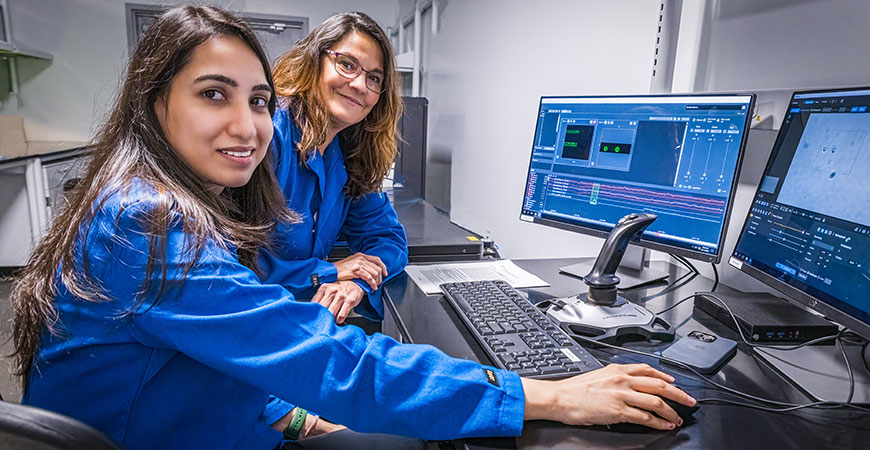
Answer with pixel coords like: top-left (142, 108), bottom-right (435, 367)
top-left (0, 41), bottom-right (52, 60)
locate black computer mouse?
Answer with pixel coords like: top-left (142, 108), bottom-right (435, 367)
top-left (661, 396), bottom-right (700, 423)
top-left (606, 397), bottom-right (699, 433)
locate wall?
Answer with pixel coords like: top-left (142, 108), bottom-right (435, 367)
top-left (672, 0), bottom-right (870, 293)
top-left (0, 0), bottom-right (397, 144)
top-left (404, 0), bottom-right (661, 259)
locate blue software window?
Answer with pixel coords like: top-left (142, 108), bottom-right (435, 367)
top-left (520, 95), bottom-right (754, 262)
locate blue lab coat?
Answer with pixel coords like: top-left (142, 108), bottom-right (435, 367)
top-left (24, 184), bottom-right (525, 450)
top-left (259, 107), bottom-right (409, 319)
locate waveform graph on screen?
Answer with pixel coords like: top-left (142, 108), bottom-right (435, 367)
top-left (546, 177), bottom-right (726, 223)
top-left (778, 113), bottom-right (870, 227)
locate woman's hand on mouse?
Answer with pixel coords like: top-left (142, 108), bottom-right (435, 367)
top-left (521, 363), bottom-right (696, 430)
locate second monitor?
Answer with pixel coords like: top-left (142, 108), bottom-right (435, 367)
top-left (520, 94), bottom-right (755, 286)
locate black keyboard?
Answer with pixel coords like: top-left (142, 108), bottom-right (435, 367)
top-left (440, 280), bottom-right (603, 379)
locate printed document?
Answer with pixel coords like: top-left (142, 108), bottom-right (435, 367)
top-left (404, 260), bottom-right (549, 295)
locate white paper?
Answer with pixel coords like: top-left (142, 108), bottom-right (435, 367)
top-left (403, 260), bottom-right (550, 295)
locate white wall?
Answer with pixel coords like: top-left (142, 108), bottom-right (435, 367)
top-left (408, 0), bottom-right (661, 259)
top-left (1, 0), bottom-right (397, 144)
top-left (673, 0), bottom-right (870, 293)
top-left (694, 0), bottom-right (870, 93)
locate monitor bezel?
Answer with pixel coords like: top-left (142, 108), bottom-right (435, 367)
top-left (728, 86), bottom-right (870, 341)
top-left (520, 93), bottom-right (756, 263)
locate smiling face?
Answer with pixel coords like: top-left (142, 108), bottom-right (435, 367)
top-left (318, 31), bottom-right (384, 138)
top-left (154, 35), bottom-right (273, 193)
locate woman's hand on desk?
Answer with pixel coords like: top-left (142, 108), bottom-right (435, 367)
top-left (521, 363), bottom-right (696, 431)
top-left (333, 253), bottom-right (387, 291)
top-left (312, 280), bottom-right (365, 324)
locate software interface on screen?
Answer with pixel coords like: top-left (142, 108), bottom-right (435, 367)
top-left (731, 88), bottom-right (870, 328)
top-left (520, 95), bottom-right (753, 260)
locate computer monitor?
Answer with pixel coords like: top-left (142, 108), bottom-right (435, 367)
top-left (730, 86), bottom-right (870, 344)
top-left (520, 94), bottom-right (755, 285)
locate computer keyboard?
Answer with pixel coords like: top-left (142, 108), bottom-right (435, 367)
top-left (440, 279), bottom-right (603, 379)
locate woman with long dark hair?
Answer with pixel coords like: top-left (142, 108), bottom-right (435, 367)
top-left (263, 12), bottom-right (408, 324)
top-left (11, 6), bottom-right (695, 450)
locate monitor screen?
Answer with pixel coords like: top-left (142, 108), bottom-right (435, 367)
top-left (520, 94), bottom-right (754, 262)
top-left (730, 87), bottom-right (870, 340)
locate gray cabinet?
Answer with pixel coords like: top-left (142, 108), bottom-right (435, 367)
top-left (0, 148), bottom-right (87, 267)
top-left (125, 3), bottom-right (308, 63)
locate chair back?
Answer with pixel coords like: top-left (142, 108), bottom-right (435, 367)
top-left (0, 400), bottom-right (123, 450)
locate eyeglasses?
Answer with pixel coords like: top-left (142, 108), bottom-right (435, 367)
top-left (323, 49), bottom-right (386, 94)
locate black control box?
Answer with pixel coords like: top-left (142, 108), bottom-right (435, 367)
top-left (693, 291), bottom-right (838, 344)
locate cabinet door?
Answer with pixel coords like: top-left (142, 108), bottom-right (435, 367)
top-left (125, 4), bottom-right (308, 63)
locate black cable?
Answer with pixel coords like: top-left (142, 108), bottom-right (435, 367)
top-left (547, 290), bottom-right (868, 412)
top-left (711, 263), bottom-right (719, 292)
top-left (695, 397), bottom-right (869, 413)
top-left (672, 255), bottom-right (699, 275)
top-left (650, 293), bottom-right (696, 316)
top-left (566, 331), bottom-right (870, 414)
top-left (638, 269), bottom-right (698, 303)
top-left (863, 341), bottom-right (870, 376)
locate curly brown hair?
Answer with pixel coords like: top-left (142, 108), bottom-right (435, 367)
top-left (272, 11), bottom-right (403, 197)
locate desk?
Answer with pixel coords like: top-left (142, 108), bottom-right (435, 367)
top-left (382, 258), bottom-right (870, 449)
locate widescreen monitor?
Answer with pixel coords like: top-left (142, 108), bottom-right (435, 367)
top-left (730, 86), bottom-right (870, 341)
top-left (520, 94), bottom-right (755, 269)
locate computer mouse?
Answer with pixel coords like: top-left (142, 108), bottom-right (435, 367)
top-left (606, 396), bottom-right (699, 433)
top-left (660, 396), bottom-right (699, 423)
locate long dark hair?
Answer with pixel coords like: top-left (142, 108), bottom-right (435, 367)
top-left (272, 11), bottom-right (403, 197)
top-left (10, 6), bottom-right (296, 380)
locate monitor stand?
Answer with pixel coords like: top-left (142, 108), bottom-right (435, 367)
top-left (560, 245), bottom-right (669, 289)
top-left (755, 340), bottom-right (870, 403)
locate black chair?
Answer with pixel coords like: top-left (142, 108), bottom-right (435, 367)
top-left (0, 398), bottom-right (123, 450)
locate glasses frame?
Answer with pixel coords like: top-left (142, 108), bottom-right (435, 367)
top-left (323, 49), bottom-right (387, 94)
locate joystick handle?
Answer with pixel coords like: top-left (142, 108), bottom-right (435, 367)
top-left (583, 213), bottom-right (657, 305)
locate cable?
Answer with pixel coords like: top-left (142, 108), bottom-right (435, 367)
top-left (638, 270), bottom-right (698, 303)
top-left (545, 290), bottom-right (869, 413)
top-left (711, 263), bottom-right (719, 292)
top-left (863, 341), bottom-right (870, 376)
top-left (565, 330), bottom-right (870, 414)
top-left (671, 255), bottom-right (699, 275)
top-left (650, 293), bottom-right (696, 316)
top-left (695, 397), bottom-right (870, 414)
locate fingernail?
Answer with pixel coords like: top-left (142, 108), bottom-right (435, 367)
top-left (688, 396), bottom-right (697, 406)
top-left (677, 418), bottom-right (683, 426)
top-left (669, 422), bottom-right (676, 429)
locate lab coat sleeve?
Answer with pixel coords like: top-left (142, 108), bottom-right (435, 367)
top-left (263, 396), bottom-right (295, 428)
top-left (341, 191), bottom-right (409, 319)
top-left (105, 200), bottom-right (524, 440)
top-left (258, 110), bottom-right (338, 292)
top-left (257, 251), bottom-right (338, 292)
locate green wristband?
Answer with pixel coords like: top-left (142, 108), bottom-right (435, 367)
top-left (283, 408), bottom-right (308, 441)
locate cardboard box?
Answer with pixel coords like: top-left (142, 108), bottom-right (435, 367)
top-left (0, 115), bottom-right (28, 159)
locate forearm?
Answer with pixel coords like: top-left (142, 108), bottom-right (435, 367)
top-left (271, 407), bottom-right (319, 437)
top-left (520, 378), bottom-right (558, 421)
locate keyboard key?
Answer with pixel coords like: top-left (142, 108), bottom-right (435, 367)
top-left (440, 280), bottom-right (603, 379)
